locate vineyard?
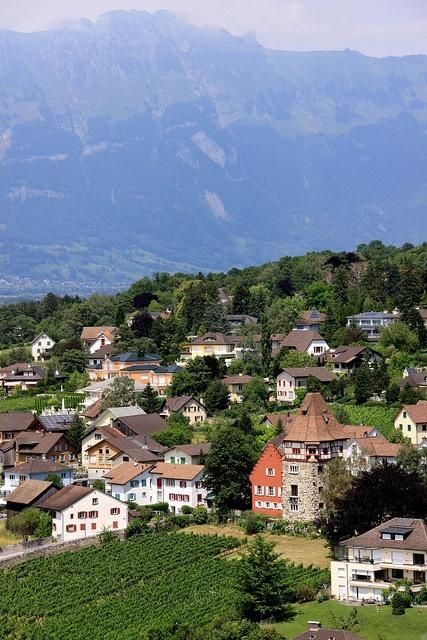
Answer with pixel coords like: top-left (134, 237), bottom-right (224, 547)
top-left (332, 404), bottom-right (398, 440)
top-left (0, 532), bottom-right (330, 640)
top-left (0, 393), bottom-right (84, 414)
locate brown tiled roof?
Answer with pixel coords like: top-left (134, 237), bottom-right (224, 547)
top-left (343, 517), bottom-right (427, 552)
top-left (80, 326), bottom-right (117, 342)
top-left (223, 374), bottom-right (254, 385)
top-left (281, 393), bottom-right (347, 443)
top-left (41, 485), bottom-right (93, 511)
top-left (292, 629), bottom-right (362, 640)
top-left (189, 332), bottom-right (241, 346)
top-left (262, 413), bottom-right (292, 428)
top-left (271, 333), bottom-right (287, 342)
top-left (298, 309), bottom-right (327, 324)
top-left (400, 373), bottom-right (427, 389)
top-left (343, 425), bottom-right (379, 439)
top-left (280, 367), bottom-right (336, 382)
top-left (115, 414), bottom-right (168, 435)
top-left (8, 460), bottom-right (71, 474)
top-left (167, 443), bottom-right (211, 456)
top-left (151, 462), bottom-right (204, 480)
top-left (402, 400), bottom-right (427, 423)
top-left (350, 437), bottom-right (401, 458)
top-left (325, 345), bottom-right (367, 363)
top-left (280, 330), bottom-right (326, 352)
top-left (164, 396), bottom-right (205, 412)
top-left (0, 411), bottom-right (38, 432)
top-left (15, 432), bottom-right (73, 455)
top-left (82, 400), bottom-right (102, 419)
top-left (7, 479), bottom-right (54, 505)
top-left (0, 363), bottom-right (31, 376)
top-left (104, 462), bottom-right (152, 485)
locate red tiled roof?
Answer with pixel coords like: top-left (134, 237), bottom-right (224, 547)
top-left (82, 400), bottom-right (102, 419)
top-left (280, 392), bottom-right (347, 443)
top-left (402, 400), bottom-right (427, 423)
top-left (41, 485), bottom-right (93, 511)
top-left (280, 330), bottom-right (326, 352)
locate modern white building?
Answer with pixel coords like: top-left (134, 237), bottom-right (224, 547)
top-left (31, 333), bottom-right (55, 361)
top-left (331, 517), bottom-right (427, 602)
top-left (41, 485), bottom-right (128, 542)
top-left (346, 312), bottom-right (398, 341)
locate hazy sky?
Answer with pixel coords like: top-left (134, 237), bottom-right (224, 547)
top-left (1, 0), bottom-right (426, 57)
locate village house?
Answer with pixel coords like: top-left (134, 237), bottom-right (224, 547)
top-left (277, 330), bottom-right (329, 358)
top-left (85, 433), bottom-right (165, 480)
top-left (3, 460), bottom-right (73, 498)
top-left (250, 393), bottom-right (349, 521)
top-left (80, 326), bottom-right (118, 354)
top-left (400, 367), bottom-right (427, 396)
top-left (6, 479), bottom-right (58, 517)
top-left (14, 432), bottom-right (78, 465)
top-left (342, 432), bottom-right (401, 471)
top-left (276, 368), bottom-right (336, 404)
top-left (294, 309), bottom-right (327, 332)
top-left (394, 400), bottom-right (427, 445)
top-left (331, 517), bottom-right (427, 602)
top-left (0, 411), bottom-right (39, 444)
top-left (346, 311), bottom-right (398, 341)
top-left (86, 351), bottom-right (161, 381)
top-left (37, 411), bottom-right (75, 433)
top-left (164, 443), bottom-right (211, 465)
top-left (104, 463), bottom-right (154, 505)
top-left (182, 333), bottom-right (242, 363)
top-left (119, 363), bottom-right (182, 393)
top-left (112, 413), bottom-right (168, 438)
top-left (223, 374), bottom-right (253, 403)
top-left (0, 441), bottom-right (16, 474)
top-left (79, 378), bottom-right (146, 407)
top-left (321, 345), bottom-right (382, 375)
top-left (1, 363), bottom-right (46, 392)
top-left (226, 315), bottom-right (258, 332)
top-left (31, 332), bottom-right (55, 362)
top-left (150, 462), bottom-right (206, 513)
top-left (82, 405), bottom-right (145, 431)
top-left (160, 396), bottom-right (207, 425)
top-left (41, 485), bottom-right (128, 542)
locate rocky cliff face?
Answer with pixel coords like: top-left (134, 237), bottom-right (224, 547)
top-left (0, 10), bottom-right (426, 290)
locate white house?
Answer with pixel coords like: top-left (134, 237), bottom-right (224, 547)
top-left (346, 312), bottom-right (398, 341)
top-left (41, 485), bottom-right (128, 542)
top-left (394, 400), bottom-right (427, 445)
top-left (161, 396), bottom-right (207, 425)
top-left (31, 332), bottom-right (55, 362)
top-left (3, 460), bottom-right (73, 497)
top-left (279, 330), bottom-right (329, 357)
top-left (331, 517), bottom-right (427, 602)
top-left (164, 443), bottom-right (211, 465)
top-left (150, 462), bottom-right (206, 513)
top-left (276, 367), bottom-right (336, 403)
top-left (342, 433), bottom-right (401, 472)
top-left (104, 462), bottom-right (153, 505)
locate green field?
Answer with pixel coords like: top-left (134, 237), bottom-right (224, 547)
top-left (0, 532), bottom-right (330, 640)
top-left (332, 404), bottom-right (398, 439)
top-left (275, 600), bottom-right (427, 640)
top-left (0, 393), bottom-right (84, 414)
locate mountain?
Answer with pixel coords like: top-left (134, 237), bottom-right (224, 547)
top-left (0, 10), bottom-right (426, 293)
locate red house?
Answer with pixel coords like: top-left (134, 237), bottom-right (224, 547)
top-left (249, 441), bottom-right (282, 516)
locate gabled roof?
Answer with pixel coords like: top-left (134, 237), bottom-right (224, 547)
top-left (114, 414), bottom-right (168, 435)
top-left (7, 460), bottom-right (72, 475)
top-left (80, 379), bottom-right (146, 394)
top-left (296, 309), bottom-right (327, 324)
top-left (280, 330), bottom-right (327, 352)
top-left (30, 332), bottom-right (55, 346)
top-left (104, 462), bottom-right (152, 485)
top-left (347, 437), bottom-right (401, 458)
top-left (0, 363), bottom-right (32, 376)
top-left (189, 333), bottom-right (240, 346)
top-left (325, 345), bottom-right (368, 363)
top-left (7, 479), bottom-right (54, 505)
top-left (0, 411), bottom-right (37, 432)
top-left (151, 462), bottom-right (204, 481)
top-left (82, 400), bottom-right (102, 419)
top-left (38, 413), bottom-right (74, 432)
top-left (80, 326), bottom-right (117, 342)
top-left (164, 396), bottom-right (206, 412)
top-left (400, 372), bottom-right (427, 388)
top-left (342, 517), bottom-right (427, 552)
top-left (401, 400), bottom-right (427, 423)
top-left (279, 367), bottom-right (336, 382)
top-left (41, 485), bottom-right (93, 511)
top-left (223, 374), bottom-right (254, 385)
top-left (166, 443), bottom-right (211, 456)
top-left (280, 392), bottom-right (347, 443)
top-left (15, 431), bottom-right (73, 454)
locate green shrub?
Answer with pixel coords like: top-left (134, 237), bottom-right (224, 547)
top-left (125, 518), bottom-right (148, 539)
top-left (150, 502), bottom-right (169, 514)
top-left (295, 584), bottom-right (317, 603)
top-left (391, 592), bottom-right (406, 615)
top-left (239, 512), bottom-right (264, 535)
top-left (192, 507), bottom-right (208, 524)
top-left (173, 515), bottom-right (192, 529)
top-left (181, 505), bottom-right (194, 515)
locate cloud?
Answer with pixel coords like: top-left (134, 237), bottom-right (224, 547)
top-left (1, 0), bottom-right (427, 57)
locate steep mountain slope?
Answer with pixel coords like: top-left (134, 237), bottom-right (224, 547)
top-left (0, 10), bottom-right (426, 291)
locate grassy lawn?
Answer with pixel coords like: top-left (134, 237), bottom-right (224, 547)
top-left (274, 600), bottom-right (427, 640)
top-left (0, 520), bottom-right (19, 547)
top-left (183, 523), bottom-right (330, 568)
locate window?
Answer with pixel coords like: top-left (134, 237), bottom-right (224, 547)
top-left (179, 481), bottom-right (187, 488)
top-left (265, 501), bottom-right (270, 508)
top-left (69, 513), bottom-right (74, 520)
top-left (80, 524), bottom-right (86, 531)
top-left (422, 425), bottom-right (427, 432)
top-left (105, 448), bottom-right (110, 455)
top-left (408, 425), bottom-right (411, 432)
top-left (5, 432), bottom-right (13, 440)
top-left (290, 484), bottom-right (298, 497)
top-left (141, 479), bottom-right (147, 487)
top-left (195, 481), bottom-right (203, 489)
top-left (92, 498), bottom-right (98, 505)
top-left (266, 468), bottom-right (275, 477)
top-left (114, 493), bottom-right (120, 500)
top-left (64, 443), bottom-right (69, 451)
top-left (128, 493), bottom-right (136, 501)
top-left (78, 511), bottom-right (87, 519)
top-left (413, 554), bottom-right (425, 566)
top-left (110, 507), bottom-right (120, 515)
top-left (9, 474), bottom-right (15, 480)
top-left (268, 486), bottom-right (275, 496)
top-left (66, 525), bottom-right (76, 532)
top-left (130, 480), bottom-right (139, 488)
top-left (292, 448), bottom-right (301, 454)
top-left (290, 502), bottom-right (299, 512)
top-left (403, 411), bottom-right (407, 418)
top-left (94, 433), bottom-right (101, 441)
top-left (89, 511), bottom-right (98, 518)
top-left (319, 502), bottom-right (324, 510)
top-left (170, 456), bottom-right (176, 463)
top-left (91, 523), bottom-right (97, 530)
top-left (166, 479), bottom-right (175, 487)
top-left (392, 569), bottom-right (404, 579)
top-left (60, 455), bottom-right (65, 463)
top-left (98, 448), bottom-right (103, 454)
top-left (61, 472), bottom-right (67, 478)
top-left (289, 465), bottom-right (299, 474)
top-left (180, 457), bottom-right (185, 464)
top-left (123, 456), bottom-right (129, 462)
top-left (112, 521), bottom-right (118, 529)
top-left (255, 485), bottom-right (264, 495)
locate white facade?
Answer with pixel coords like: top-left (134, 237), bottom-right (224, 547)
top-left (394, 404), bottom-right (427, 445)
top-left (152, 464), bottom-right (207, 513)
top-left (31, 333), bottom-right (55, 361)
top-left (89, 332), bottom-right (114, 355)
top-left (49, 490), bottom-right (128, 542)
top-left (305, 338), bottom-right (329, 357)
top-left (3, 468), bottom-right (73, 493)
top-left (106, 469), bottom-right (153, 506)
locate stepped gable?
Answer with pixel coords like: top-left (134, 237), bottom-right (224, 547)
top-left (282, 392), bottom-right (346, 443)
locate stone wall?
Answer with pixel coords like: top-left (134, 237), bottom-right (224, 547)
top-left (282, 459), bottom-right (326, 522)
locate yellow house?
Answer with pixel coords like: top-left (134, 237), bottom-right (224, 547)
top-left (223, 374), bottom-right (253, 403)
top-left (183, 333), bottom-right (241, 361)
top-left (394, 400), bottom-right (427, 445)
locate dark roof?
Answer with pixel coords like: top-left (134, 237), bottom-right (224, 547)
top-left (280, 367), bottom-right (336, 382)
top-left (164, 396), bottom-right (206, 412)
top-left (38, 413), bottom-right (74, 432)
top-left (400, 373), bottom-right (427, 389)
top-left (280, 330), bottom-right (326, 352)
top-left (0, 362), bottom-right (31, 375)
top-left (342, 517), bottom-right (427, 552)
top-left (41, 485), bottom-right (93, 511)
top-left (189, 333), bottom-right (241, 346)
top-left (15, 432), bottom-right (74, 455)
top-left (120, 364), bottom-right (182, 373)
top-left (87, 345), bottom-right (114, 360)
top-left (296, 309), bottom-right (327, 324)
top-left (8, 460), bottom-right (72, 475)
top-left (347, 311), bottom-right (397, 320)
top-left (0, 412), bottom-right (37, 432)
top-left (226, 314), bottom-right (258, 324)
top-left (7, 479), bottom-right (54, 505)
top-left (292, 629), bottom-right (362, 640)
top-left (110, 352), bottom-right (160, 363)
top-left (115, 414), bottom-right (168, 435)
